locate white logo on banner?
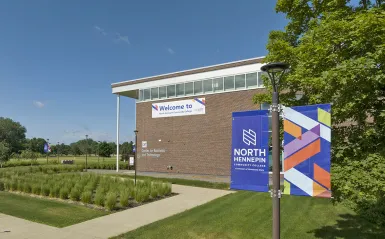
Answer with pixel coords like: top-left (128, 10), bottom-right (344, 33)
top-left (243, 129), bottom-right (256, 146)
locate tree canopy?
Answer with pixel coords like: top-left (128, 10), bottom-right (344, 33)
top-left (257, 0), bottom-right (385, 225)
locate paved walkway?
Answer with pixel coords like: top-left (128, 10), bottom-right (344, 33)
top-left (0, 185), bottom-right (233, 239)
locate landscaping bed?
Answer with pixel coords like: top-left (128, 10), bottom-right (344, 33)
top-left (0, 169), bottom-right (172, 211)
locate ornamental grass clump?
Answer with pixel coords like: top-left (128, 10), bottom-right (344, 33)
top-left (81, 191), bottom-right (92, 204)
top-left (59, 187), bottom-right (69, 199)
top-left (32, 184), bottom-right (41, 195)
top-left (120, 190), bottom-right (130, 207)
top-left (105, 191), bottom-right (117, 211)
top-left (41, 184), bottom-right (50, 196)
top-left (94, 188), bottom-right (105, 206)
top-left (70, 188), bottom-right (81, 201)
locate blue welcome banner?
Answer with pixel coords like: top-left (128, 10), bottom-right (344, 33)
top-left (231, 110), bottom-right (270, 192)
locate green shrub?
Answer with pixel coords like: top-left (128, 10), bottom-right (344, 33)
top-left (95, 191), bottom-right (105, 206)
top-left (0, 181), bottom-right (4, 191)
top-left (23, 182), bottom-right (31, 193)
top-left (49, 185), bottom-right (60, 198)
top-left (10, 180), bottom-right (18, 191)
top-left (120, 190), bottom-right (130, 207)
top-left (135, 188), bottom-right (150, 203)
top-left (105, 192), bottom-right (117, 210)
top-left (70, 188), bottom-right (81, 201)
top-left (4, 180), bottom-right (10, 190)
top-left (17, 180), bottom-right (23, 191)
top-left (32, 184), bottom-right (41, 195)
top-left (59, 187), bottom-right (69, 199)
top-left (41, 184), bottom-right (50, 196)
top-left (150, 183), bottom-right (159, 198)
top-left (81, 191), bottom-right (92, 204)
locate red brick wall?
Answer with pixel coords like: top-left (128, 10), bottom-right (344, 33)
top-left (136, 89), bottom-right (266, 176)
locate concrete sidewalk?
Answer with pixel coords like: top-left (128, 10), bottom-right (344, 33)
top-left (0, 185), bottom-right (234, 239)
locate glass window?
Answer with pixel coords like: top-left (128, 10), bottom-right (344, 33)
top-left (246, 72), bottom-right (258, 88)
top-left (224, 76), bottom-right (234, 91)
top-left (235, 74), bottom-right (245, 89)
top-left (260, 103), bottom-right (270, 110)
top-left (139, 90), bottom-right (143, 101)
top-left (213, 77), bottom-right (223, 92)
top-left (185, 82), bottom-right (194, 95)
top-left (151, 87), bottom-right (158, 100)
top-left (176, 83), bottom-right (184, 96)
top-left (167, 85), bottom-right (176, 98)
top-left (194, 81), bottom-right (203, 94)
top-left (143, 89), bottom-right (150, 101)
top-left (159, 86), bottom-right (166, 99)
top-left (203, 79), bottom-right (213, 93)
top-left (258, 72), bottom-right (267, 87)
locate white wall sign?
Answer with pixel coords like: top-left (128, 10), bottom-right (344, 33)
top-left (152, 98), bottom-right (205, 118)
top-left (129, 157), bottom-right (134, 166)
top-left (142, 141), bottom-right (147, 148)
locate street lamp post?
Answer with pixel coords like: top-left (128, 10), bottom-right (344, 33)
top-left (85, 135), bottom-right (88, 172)
top-left (261, 62), bottom-right (290, 239)
top-left (46, 138), bottom-right (49, 164)
top-left (134, 130), bottom-right (138, 186)
top-left (97, 141), bottom-right (101, 164)
top-left (57, 142), bottom-right (60, 164)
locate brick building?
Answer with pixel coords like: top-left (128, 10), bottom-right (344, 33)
top-left (111, 57), bottom-right (269, 176)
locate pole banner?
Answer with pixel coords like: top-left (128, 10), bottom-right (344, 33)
top-left (283, 104), bottom-right (331, 198)
top-left (230, 110), bottom-right (270, 192)
top-left (44, 142), bottom-right (51, 153)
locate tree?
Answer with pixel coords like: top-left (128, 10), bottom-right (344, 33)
top-left (258, 1), bottom-right (385, 225)
top-left (99, 141), bottom-right (113, 157)
top-left (108, 142), bottom-right (117, 155)
top-left (0, 141), bottom-right (11, 164)
top-left (70, 143), bottom-right (81, 156)
top-left (121, 141), bottom-right (134, 161)
top-left (26, 137), bottom-right (46, 154)
top-left (0, 117), bottom-right (26, 154)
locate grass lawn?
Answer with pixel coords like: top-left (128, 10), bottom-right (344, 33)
top-left (0, 191), bottom-right (109, 228)
top-left (113, 191), bottom-right (384, 239)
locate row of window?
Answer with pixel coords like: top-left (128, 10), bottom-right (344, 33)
top-left (139, 71), bottom-right (267, 101)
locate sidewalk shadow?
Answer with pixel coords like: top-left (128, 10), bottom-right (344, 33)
top-left (308, 214), bottom-right (385, 239)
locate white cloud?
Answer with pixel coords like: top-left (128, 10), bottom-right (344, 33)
top-left (115, 32), bottom-right (130, 44)
top-left (33, 101), bottom-right (45, 108)
top-left (94, 25), bottom-right (107, 36)
top-left (167, 48), bottom-right (175, 54)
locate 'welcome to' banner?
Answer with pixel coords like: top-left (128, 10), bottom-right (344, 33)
top-left (283, 104), bottom-right (331, 198)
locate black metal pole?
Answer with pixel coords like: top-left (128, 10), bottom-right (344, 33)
top-left (272, 91), bottom-right (281, 239)
top-left (85, 136), bottom-right (88, 172)
top-left (57, 142), bottom-right (59, 164)
top-left (134, 132), bottom-right (138, 186)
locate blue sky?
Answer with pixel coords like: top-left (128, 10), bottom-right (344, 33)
top-left (0, 0), bottom-right (286, 144)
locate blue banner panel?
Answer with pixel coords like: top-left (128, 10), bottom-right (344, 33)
top-left (230, 110), bottom-right (270, 192)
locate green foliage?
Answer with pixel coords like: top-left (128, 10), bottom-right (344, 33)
top-left (23, 182), bottom-right (31, 193)
top-left (41, 184), bottom-right (50, 196)
top-left (32, 184), bottom-right (41, 195)
top-left (59, 188), bottom-right (69, 199)
top-left (120, 190), bottom-right (130, 207)
top-left (264, 1), bottom-right (385, 225)
top-left (105, 191), bottom-right (117, 210)
top-left (94, 190), bottom-right (105, 206)
top-left (99, 141), bottom-right (113, 158)
top-left (0, 141), bottom-right (11, 163)
top-left (81, 191), bottom-right (92, 204)
top-left (70, 188), bottom-right (81, 201)
top-left (0, 117), bottom-right (26, 154)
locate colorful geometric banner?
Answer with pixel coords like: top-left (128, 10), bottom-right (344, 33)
top-left (283, 104), bottom-right (331, 198)
top-left (230, 110), bottom-right (270, 192)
